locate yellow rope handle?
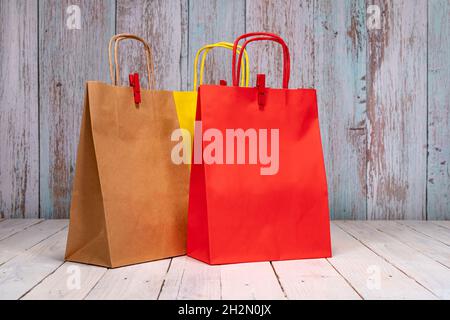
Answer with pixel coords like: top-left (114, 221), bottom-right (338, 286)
top-left (193, 42), bottom-right (250, 91)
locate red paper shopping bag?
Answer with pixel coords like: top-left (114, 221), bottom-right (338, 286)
top-left (187, 32), bottom-right (331, 265)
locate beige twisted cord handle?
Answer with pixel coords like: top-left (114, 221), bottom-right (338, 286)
top-left (108, 34), bottom-right (156, 90)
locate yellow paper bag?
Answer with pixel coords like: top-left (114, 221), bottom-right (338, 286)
top-left (173, 42), bottom-right (250, 150)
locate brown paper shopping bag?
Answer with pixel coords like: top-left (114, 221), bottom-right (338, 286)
top-left (65, 34), bottom-right (189, 268)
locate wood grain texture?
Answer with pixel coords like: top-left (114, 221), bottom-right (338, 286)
top-left (367, 221), bottom-right (450, 268)
top-left (188, 0), bottom-right (245, 89)
top-left (85, 259), bottom-right (170, 300)
top-left (427, 0), bottom-right (450, 220)
top-left (160, 257), bottom-right (285, 300)
top-left (245, 0), bottom-right (315, 88)
top-left (0, 0), bottom-right (448, 219)
top-left (159, 256), bottom-right (221, 300)
top-left (366, 0), bottom-right (428, 219)
top-left (0, 219), bottom-right (67, 264)
top-left (0, 229), bottom-right (67, 300)
top-left (180, 0), bottom-right (189, 91)
top-left (116, 0), bottom-right (186, 90)
top-left (272, 258), bottom-right (361, 300)
top-left (314, 0), bottom-right (367, 219)
top-left (0, 220), bottom-right (449, 299)
top-left (220, 262), bottom-right (285, 299)
top-left (337, 220), bottom-right (450, 299)
top-left (432, 221), bottom-right (450, 229)
top-left (329, 223), bottom-right (435, 299)
top-left (0, 0), bottom-right (39, 218)
top-left (39, 0), bottom-right (116, 219)
top-left (22, 262), bottom-right (107, 300)
top-left (400, 220), bottom-right (450, 246)
top-left (0, 219), bottom-right (42, 241)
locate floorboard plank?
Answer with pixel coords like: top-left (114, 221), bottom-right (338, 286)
top-left (0, 220), bottom-right (67, 265)
top-left (0, 229), bottom-right (67, 300)
top-left (158, 256), bottom-right (221, 300)
top-left (336, 221), bottom-right (450, 299)
top-left (220, 262), bottom-right (285, 300)
top-left (22, 262), bottom-right (106, 300)
top-left (432, 221), bottom-right (450, 229)
top-left (188, 0), bottom-right (245, 89)
top-left (366, 0), bottom-right (427, 219)
top-left (1, 220), bottom-right (449, 300)
top-left (39, 0), bottom-right (115, 219)
top-left (85, 259), bottom-right (170, 300)
top-left (0, 219), bottom-right (43, 241)
top-left (116, 0), bottom-right (185, 90)
top-left (367, 221), bottom-right (450, 268)
top-left (401, 221), bottom-right (450, 246)
top-left (272, 258), bottom-right (361, 300)
top-left (0, 0), bottom-right (39, 219)
top-left (160, 257), bottom-right (285, 300)
top-left (313, 0), bottom-right (368, 219)
top-left (427, 0), bottom-right (450, 220)
top-left (330, 223), bottom-right (436, 299)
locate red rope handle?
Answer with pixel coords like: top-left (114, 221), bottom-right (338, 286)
top-left (232, 32), bottom-right (291, 88)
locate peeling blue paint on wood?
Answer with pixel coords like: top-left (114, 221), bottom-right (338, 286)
top-left (366, 0), bottom-right (428, 219)
top-left (314, 0), bottom-right (367, 219)
top-left (427, 0), bottom-right (450, 220)
top-left (0, 0), bottom-right (39, 218)
top-left (116, 0), bottom-right (186, 90)
top-left (0, 0), bottom-right (448, 219)
top-left (188, 0), bottom-right (245, 90)
top-left (39, 0), bottom-right (116, 219)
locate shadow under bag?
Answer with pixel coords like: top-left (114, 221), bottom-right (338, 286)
top-left (65, 34), bottom-right (189, 268)
top-left (188, 32), bottom-right (332, 265)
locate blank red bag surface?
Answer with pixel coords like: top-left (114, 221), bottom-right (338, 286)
top-left (187, 33), bottom-right (332, 265)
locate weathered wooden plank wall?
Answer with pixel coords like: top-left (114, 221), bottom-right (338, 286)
top-left (314, 0), bottom-right (367, 219)
top-left (39, 0), bottom-right (115, 219)
top-left (0, 0), bottom-right (39, 218)
top-left (116, 0), bottom-right (186, 90)
top-left (367, 0), bottom-right (428, 220)
top-left (0, 0), bottom-right (449, 220)
top-left (247, 0), bottom-right (316, 88)
top-left (188, 0), bottom-right (245, 89)
top-left (427, 0), bottom-right (450, 220)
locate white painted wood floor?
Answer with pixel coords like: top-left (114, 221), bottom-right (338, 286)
top-left (0, 219), bottom-right (449, 300)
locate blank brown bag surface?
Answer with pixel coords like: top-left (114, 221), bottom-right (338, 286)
top-left (65, 35), bottom-right (189, 268)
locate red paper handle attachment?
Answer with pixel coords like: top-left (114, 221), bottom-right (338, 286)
top-left (129, 73), bottom-right (141, 105)
top-left (232, 32), bottom-right (291, 89)
top-left (256, 74), bottom-right (266, 108)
